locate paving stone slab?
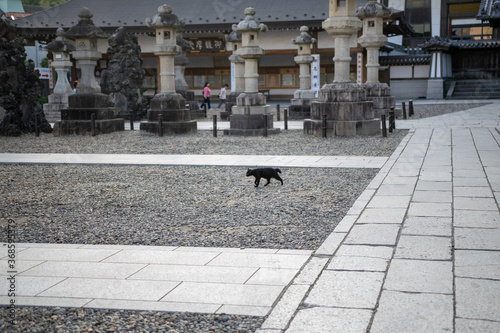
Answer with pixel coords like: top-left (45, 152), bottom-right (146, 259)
top-left (334, 245), bottom-right (394, 259)
top-left (384, 259), bottom-right (453, 294)
top-left (19, 261), bottom-right (146, 279)
top-left (453, 177), bottom-right (490, 187)
top-left (245, 267), bottom-right (299, 286)
top-left (327, 255), bottom-right (389, 272)
top-left (370, 290), bottom-right (453, 333)
top-left (0, 295), bottom-right (92, 308)
top-left (454, 197), bottom-right (498, 211)
top-left (103, 249), bottom-right (219, 265)
top-left (455, 250), bottom-right (500, 280)
top-left (286, 307), bottom-right (373, 333)
top-left (454, 186), bottom-right (493, 197)
top-left (304, 270), bottom-right (384, 309)
top-left (455, 228), bottom-right (500, 250)
top-left (38, 278), bottom-right (180, 301)
top-left (334, 215), bottom-right (358, 233)
top-left (161, 282), bottom-right (284, 307)
top-left (394, 235), bottom-right (452, 260)
top-left (415, 181), bottom-right (452, 191)
top-left (16, 248), bottom-right (121, 262)
top-left (366, 195), bottom-right (411, 208)
top-left (292, 257), bottom-right (329, 285)
top-left (0, 259), bottom-right (43, 275)
top-left (402, 216), bottom-right (452, 237)
top-left (356, 208), bottom-right (407, 224)
top-left (377, 184), bottom-right (416, 196)
top-left (85, 299), bottom-right (221, 314)
top-left (454, 210), bottom-right (500, 228)
top-left (407, 202), bottom-right (452, 217)
top-left (216, 304), bottom-right (271, 317)
top-left (412, 190), bottom-right (452, 203)
top-left (207, 252), bottom-right (310, 269)
top-left (314, 232), bottom-right (346, 256)
top-left (344, 224), bottom-right (401, 246)
top-left (1, 276), bottom-right (65, 297)
top-left (456, 277), bottom-right (500, 322)
top-left (455, 318), bottom-right (500, 333)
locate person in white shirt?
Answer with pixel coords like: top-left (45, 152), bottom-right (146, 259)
top-left (217, 84), bottom-right (228, 109)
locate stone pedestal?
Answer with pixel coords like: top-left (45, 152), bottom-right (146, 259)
top-left (140, 5), bottom-right (197, 135)
top-left (140, 92), bottom-right (196, 135)
top-left (364, 82), bottom-right (395, 118)
top-left (304, 83), bottom-right (378, 137)
top-left (224, 92), bottom-right (279, 136)
top-left (54, 8), bottom-right (124, 135)
top-left (44, 94), bottom-right (67, 122)
top-left (289, 89), bottom-right (316, 119)
top-left (175, 36), bottom-right (202, 119)
top-left (53, 93), bottom-right (124, 135)
top-left (226, 8), bottom-right (278, 136)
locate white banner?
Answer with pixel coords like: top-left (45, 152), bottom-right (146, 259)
top-left (311, 54), bottom-right (320, 98)
top-left (230, 62), bottom-right (236, 92)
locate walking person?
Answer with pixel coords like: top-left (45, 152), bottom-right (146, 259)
top-left (217, 84), bottom-right (228, 109)
top-left (200, 82), bottom-right (212, 110)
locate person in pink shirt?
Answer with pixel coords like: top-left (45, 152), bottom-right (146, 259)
top-left (200, 82), bottom-right (212, 110)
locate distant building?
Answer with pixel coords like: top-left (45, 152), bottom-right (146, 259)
top-left (11, 0), bottom-right (498, 99)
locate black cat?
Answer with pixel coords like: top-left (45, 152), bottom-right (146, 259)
top-left (246, 168), bottom-right (283, 187)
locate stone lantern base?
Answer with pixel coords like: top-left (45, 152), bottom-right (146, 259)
top-left (364, 83), bottom-right (396, 118)
top-left (289, 90), bottom-right (317, 119)
top-left (303, 83), bottom-right (379, 137)
top-left (176, 89), bottom-right (205, 119)
top-left (224, 92), bottom-right (279, 136)
top-left (43, 94), bottom-right (69, 122)
top-left (140, 92), bottom-right (197, 135)
top-left (53, 93), bottom-right (124, 135)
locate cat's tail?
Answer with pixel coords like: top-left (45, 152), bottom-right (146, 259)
top-left (276, 168), bottom-right (282, 173)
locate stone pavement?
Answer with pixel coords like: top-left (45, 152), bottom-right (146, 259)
top-left (1, 102), bottom-right (499, 332)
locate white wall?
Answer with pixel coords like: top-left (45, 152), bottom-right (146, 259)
top-left (390, 79), bottom-right (428, 99)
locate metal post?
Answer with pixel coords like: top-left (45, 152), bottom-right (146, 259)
top-left (213, 115), bottom-right (217, 137)
top-left (34, 113), bottom-right (39, 137)
top-left (204, 104), bottom-right (207, 118)
top-left (276, 104), bottom-right (280, 121)
top-left (402, 101), bottom-right (407, 120)
top-left (263, 114), bottom-right (268, 137)
top-left (284, 108), bottom-right (288, 130)
top-left (381, 114), bottom-right (387, 137)
top-left (322, 114), bottom-right (327, 138)
top-left (389, 109), bottom-right (396, 130)
top-left (388, 112), bottom-right (393, 133)
top-left (409, 99), bottom-right (414, 117)
top-left (91, 113), bottom-right (96, 137)
top-left (130, 110), bottom-right (134, 131)
top-left (158, 114), bottom-right (163, 137)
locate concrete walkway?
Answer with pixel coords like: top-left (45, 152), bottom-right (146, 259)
top-left (1, 102), bottom-right (499, 332)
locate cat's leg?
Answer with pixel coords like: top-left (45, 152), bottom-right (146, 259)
top-left (255, 177), bottom-right (260, 187)
top-left (275, 175), bottom-right (283, 185)
top-left (264, 177), bottom-right (271, 186)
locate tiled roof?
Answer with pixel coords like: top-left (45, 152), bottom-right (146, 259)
top-left (478, 0), bottom-right (500, 21)
top-left (380, 55), bottom-right (431, 66)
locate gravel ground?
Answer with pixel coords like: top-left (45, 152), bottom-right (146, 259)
top-left (0, 102), bottom-right (485, 333)
top-left (399, 102), bottom-right (490, 119)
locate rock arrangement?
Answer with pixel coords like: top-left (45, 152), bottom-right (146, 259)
top-left (0, 14), bottom-right (52, 136)
top-left (101, 27), bottom-right (145, 119)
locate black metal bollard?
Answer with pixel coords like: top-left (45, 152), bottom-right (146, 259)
top-left (409, 99), bottom-right (414, 117)
top-left (322, 114), bottom-right (327, 138)
top-left (158, 114), bottom-right (163, 137)
top-left (213, 115), bottom-right (217, 137)
top-left (388, 112), bottom-right (393, 133)
top-left (381, 114), bottom-right (387, 137)
top-left (204, 104), bottom-right (207, 118)
top-left (402, 101), bottom-right (407, 120)
top-left (34, 112), bottom-right (39, 137)
top-left (91, 113), bottom-right (96, 137)
top-left (389, 110), bottom-right (396, 131)
top-left (130, 110), bottom-right (134, 131)
top-left (276, 104), bottom-right (280, 121)
top-left (263, 114), bottom-right (268, 137)
top-left (284, 108), bottom-right (288, 130)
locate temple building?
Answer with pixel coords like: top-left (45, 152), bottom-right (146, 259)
top-left (10, 0), bottom-right (499, 100)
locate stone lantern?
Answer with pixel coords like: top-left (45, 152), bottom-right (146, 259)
top-left (289, 26), bottom-right (317, 119)
top-left (223, 31), bottom-right (244, 120)
top-left (175, 35), bottom-right (201, 118)
top-left (304, 0), bottom-right (378, 137)
top-left (140, 4), bottom-right (196, 135)
top-left (43, 27), bottom-right (75, 122)
top-left (357, 0), bottom-right (395, 118)
top-left (224, 7), bottom-right (279, 136)
top-left (53, 7), bottom-right (124, 135)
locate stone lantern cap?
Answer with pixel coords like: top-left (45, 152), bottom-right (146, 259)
top-left (145, 4), bottom-right (185, 30)
top-left (225, 31), bottom-right (242, 43)
top-left (357, 0), bottom-right (393, 19)
top-left (232, 7), bottom-right (267, 33)
top-left (64, 7), bottom-right (108, 39)
top-left (292, 26), bottom-right (317, 45)
top-left (45, 28), bottom-right (75, 53)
